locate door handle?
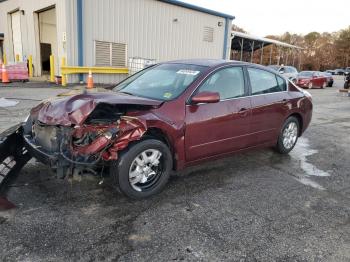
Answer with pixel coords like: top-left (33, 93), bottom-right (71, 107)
top-left (238, 108), bottom-right (249, 117)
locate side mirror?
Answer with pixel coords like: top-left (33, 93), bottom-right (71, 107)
top-left (191, 91), bottom-right (220, 104)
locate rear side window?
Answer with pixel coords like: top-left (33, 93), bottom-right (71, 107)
top-left (199, 67), bottom-right (245, 100)
top-left (248, 68), bottom-right (285, 95)
top-left (276, 76), bottom-right (287, 91)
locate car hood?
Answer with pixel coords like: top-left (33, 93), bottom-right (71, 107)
top-left (31, 91), bottom-right (163, 126)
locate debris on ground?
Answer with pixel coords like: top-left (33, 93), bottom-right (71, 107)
top-left (0, 196), bottom-right (15, 211)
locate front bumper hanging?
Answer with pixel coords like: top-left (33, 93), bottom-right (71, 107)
top-left (0, 124), bottom-right (31, 193)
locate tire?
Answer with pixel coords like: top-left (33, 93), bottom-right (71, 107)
top-left (308, 82), bottom-right (313, 89)
top-left (321, 81), bottom-right (326, 89)
top-left (344, 82), bottom-right (349, 89)
top-left (275, 116), bottom-right (300, 154)
top-left (110, 139), bottom-right (173, 199)
top-left (329, 82), bottom-right (333, 87)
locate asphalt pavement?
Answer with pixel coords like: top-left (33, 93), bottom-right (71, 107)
top-left (0, 76), bottom-right (349, 261)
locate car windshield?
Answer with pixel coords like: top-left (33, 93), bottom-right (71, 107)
top-left (113, 63), bottom-right (207, 101)
top-left (299, 71), bottom-right (314, 77)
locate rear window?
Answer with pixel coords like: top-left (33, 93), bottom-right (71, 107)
top-left (299, 71), bottom-right (313, 77)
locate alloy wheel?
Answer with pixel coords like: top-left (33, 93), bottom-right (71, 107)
top-left (282, 122), bottom-right (298, 149)
top-left (128, 149), bottom-right (163, 192)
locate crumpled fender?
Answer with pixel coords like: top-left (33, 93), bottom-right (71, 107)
top-left (71, 116), bottom-right (148, 161)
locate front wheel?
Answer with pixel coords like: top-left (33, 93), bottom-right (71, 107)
top-left (110, 139), bottom-right (173, 199)
top-left (275, 116), bottom-right (300, 154)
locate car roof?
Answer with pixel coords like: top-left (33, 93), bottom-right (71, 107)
top-left (162, 59), bottom-right (273, 70)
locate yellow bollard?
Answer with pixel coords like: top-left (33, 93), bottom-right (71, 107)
top-left (3, 54), bottom-right (7, 65)
top-left (28, 55), bottom-right (33, 78)
top-left (61, 57), bottom-right (66, 87)
top-left (15, 54), bottom-right (19, 62)
top-left (49, 55), bottom-right (55, 82)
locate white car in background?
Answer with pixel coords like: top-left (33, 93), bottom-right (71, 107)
top-left (268, 65), bottom-right (298, 82)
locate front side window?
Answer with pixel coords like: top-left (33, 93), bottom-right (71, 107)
top-left (198, 67), bottom-right (245, 100)
top-left (248, 68), bottom-right (284, 95)
top-left (114, 63), bottom-right (207, 101)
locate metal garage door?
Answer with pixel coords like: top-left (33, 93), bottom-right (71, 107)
top-left (11, 11), bottom-right (23, 61)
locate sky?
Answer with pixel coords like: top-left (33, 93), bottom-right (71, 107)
top-left (182, 0), bottom-right (350, 36)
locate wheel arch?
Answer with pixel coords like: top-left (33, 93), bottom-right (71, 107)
top-left (143, 127), bottom-right (176, 169)
top-left (287, 113), bottom-right (303, 136)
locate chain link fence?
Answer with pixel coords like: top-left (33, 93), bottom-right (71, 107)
top-left (128, 57), bottom-right (157, 76)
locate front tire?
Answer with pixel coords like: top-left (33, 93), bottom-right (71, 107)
top-left (275, 116), bottom-right (300, 154)
top-left (111, 139), bottom-right (173, 199)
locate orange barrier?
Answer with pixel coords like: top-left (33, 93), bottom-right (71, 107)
top-left (87, 70), bottom-right (94, 89)
top-left (1, 64), bottom-right (10, 84)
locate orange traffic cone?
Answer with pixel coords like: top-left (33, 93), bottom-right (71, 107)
top-left (87, 70), bottom-right (93, 89)
top-left (2, 64), bottom-right (10, 84)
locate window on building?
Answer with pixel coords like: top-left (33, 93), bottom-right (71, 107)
top-left (248, 68), bottom-right (285, 95)
top-left (203, 26), bottom-right (214, 42)
top-left (95, 40), bottom-right (127, 67)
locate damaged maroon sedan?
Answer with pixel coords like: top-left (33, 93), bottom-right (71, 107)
top-left (0, 60), bottom-right (312, 199)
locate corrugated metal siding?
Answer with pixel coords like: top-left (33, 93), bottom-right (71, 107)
top-left (80, 0), bottom-right (227, 84)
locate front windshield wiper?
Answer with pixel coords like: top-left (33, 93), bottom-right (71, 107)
top-left (117, 91), bottom-right (134, 96)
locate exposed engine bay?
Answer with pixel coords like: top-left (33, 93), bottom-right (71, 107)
top-left (23, 103), bottom-right (152, 179)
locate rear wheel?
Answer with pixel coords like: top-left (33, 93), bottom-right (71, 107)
top-left (275, 116), bottom-right (300, 154)
top-left (110, 139), bottom-right (172, 199)
top-left (344, 81), bottom-right (350, 89)
top-left (308, 82), bottom-right (313, 89)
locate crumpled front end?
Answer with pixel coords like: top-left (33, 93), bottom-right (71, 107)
top-left (24, 113), bottom-right (148, 178)
top-left (22, 92), bottom-right (163, 178)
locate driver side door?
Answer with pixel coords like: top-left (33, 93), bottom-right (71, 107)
top-left (184, 66), bottom-right (252, 162)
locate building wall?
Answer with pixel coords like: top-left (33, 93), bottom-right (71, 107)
top-left (67, 0), bottom-right (230, 84)
top-left (1, 0), bottom-right (232, 83)
top-left (0, 0), bottom-right (67, 76)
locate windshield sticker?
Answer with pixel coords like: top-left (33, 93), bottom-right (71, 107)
top-left (163, 92), bottom-right (173, 99)
top-left (176, 70), bottom-right (200, 76)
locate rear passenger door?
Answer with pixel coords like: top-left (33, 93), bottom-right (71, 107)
top-left (247, 67), bottom-right (290, 145)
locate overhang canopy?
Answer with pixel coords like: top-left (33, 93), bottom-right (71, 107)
top-left (231, 31), bottom-right (302, 51)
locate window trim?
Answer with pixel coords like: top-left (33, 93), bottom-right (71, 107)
top-left (187, 65), bottom-right (249, 104)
